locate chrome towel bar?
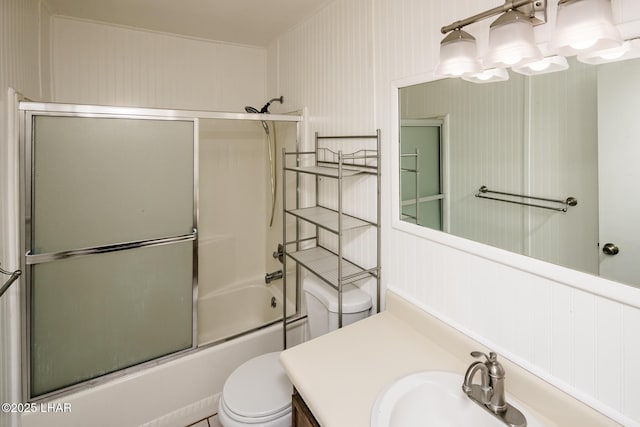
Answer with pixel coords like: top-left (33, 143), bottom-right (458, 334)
top-left (475, 185), bottom-right (578, 212)
top-left (0, 264), bottom-right (22, 299)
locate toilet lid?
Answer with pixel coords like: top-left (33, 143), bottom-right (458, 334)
top-left (303, 275), bottom-right (372, 313)
top-left (223, 352), bottom-right (292, 419)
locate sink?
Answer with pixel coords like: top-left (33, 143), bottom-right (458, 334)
top-left (371, 371), bottom-right (544, 427)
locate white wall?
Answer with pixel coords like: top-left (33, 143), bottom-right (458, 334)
top-left (268, 0), bottom-right (640, 425)
top-left (50, 16), bottom-right (267, 112)
top-left (0, 1), bottom-right (51, 426)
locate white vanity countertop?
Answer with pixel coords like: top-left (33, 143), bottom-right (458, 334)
top-left (279, 290), bottom-right (621, 427)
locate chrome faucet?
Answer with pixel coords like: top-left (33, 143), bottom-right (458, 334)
top-left (265, 270), bottom-right (283, 284)
top-left (462, 351), bottom-right (527, 427)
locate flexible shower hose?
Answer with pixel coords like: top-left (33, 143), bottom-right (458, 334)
top-left (266, 122), bottom-right (277, 227)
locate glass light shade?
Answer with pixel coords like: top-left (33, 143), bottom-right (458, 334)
top-left (484, 10), bottom-right (543, 69)
top-left (577, 39), bottom-right (640, 64)
top-left (512, 55), bottom-right (570, 75)
top-left (549, 0), bottom-right (622, 56)
top-left (435, 29), bottom-right (483, 77)
top-left (462, 68), bottom-right (510, 84)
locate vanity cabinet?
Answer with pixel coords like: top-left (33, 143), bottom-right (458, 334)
top-left (292, 388), bottom-right (321, 427)
top-left (281, 131), bottom-right (381, 347)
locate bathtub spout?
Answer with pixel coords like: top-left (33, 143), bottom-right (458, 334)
top-left (265, 270), bottom-right (283, 284)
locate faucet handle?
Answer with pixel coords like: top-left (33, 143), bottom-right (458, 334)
top-left (470, 351), bottom-right (497, 362)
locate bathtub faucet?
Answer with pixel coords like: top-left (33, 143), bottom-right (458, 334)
top-left (265, 270), bottom-right (283, 284)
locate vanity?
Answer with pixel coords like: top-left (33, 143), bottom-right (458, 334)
top-left (280, 291), bottom-right (621, 427)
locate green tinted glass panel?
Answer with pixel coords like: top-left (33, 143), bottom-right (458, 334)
top-left (401, 200), bottom-right (442, 229)
top-left (418, 200), bottom-right (442, 230)
top-left (400, 125), bottom-right (441, 199)
top-left (30, 242), bottom-right (193, 397)
top-left (32, 116), bottom-right (194, 254)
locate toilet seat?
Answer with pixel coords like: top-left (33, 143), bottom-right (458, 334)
top-left (219, 395), bottom-right (291, 425)
top-left (219, 352), bottom-right (292, 426)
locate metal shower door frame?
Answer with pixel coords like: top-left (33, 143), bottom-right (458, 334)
top-left (19, 103), bottom-right (200, 402)
top-left (18, 101), bottom-right (304, 402)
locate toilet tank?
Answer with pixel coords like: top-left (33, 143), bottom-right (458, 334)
top-left (303, 275), bottom-right (372, 340)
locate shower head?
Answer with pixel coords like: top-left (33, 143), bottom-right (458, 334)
top-left (245, 105), bottom-right (270, 135)
top-left (244, 96), bottom-right (284, 135)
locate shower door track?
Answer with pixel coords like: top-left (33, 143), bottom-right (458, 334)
top-left (19, 102), bottom-right (302, 123)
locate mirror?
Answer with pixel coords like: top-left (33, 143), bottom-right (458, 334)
top-left (398, 56), bottom-right (640, 289)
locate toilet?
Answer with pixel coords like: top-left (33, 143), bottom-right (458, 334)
top-left (217, 276), bottom-right (372, 426)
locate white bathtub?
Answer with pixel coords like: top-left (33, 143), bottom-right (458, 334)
top-left (198, 282), bottom-right (284, 346)
top-left (22, 295), bottom-right (305, 427)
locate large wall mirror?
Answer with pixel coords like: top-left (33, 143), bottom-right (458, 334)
top-left (398, 56), bottom-right (640, 290)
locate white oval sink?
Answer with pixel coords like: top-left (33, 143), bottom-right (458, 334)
top-left (371, 371), bottom-right (545, 427)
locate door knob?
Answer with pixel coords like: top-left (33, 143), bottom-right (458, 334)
top-left (602, 243), bottom-right (619, 255)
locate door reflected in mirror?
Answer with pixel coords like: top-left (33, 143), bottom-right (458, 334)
top-left (400, 119), bottom-right (446, 231)
top-left (398, 57), bottom-right (640, 289)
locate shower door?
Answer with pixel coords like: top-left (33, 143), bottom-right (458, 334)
top-left (400, 119), bottom-right (447, 231)
top-left (22, 107), bottom-right (197, 400)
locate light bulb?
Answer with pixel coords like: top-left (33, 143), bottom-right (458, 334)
top-left (599, 50), bottom-right (626, 60)
top-left (462, 68), bottom-right (510, 84)
top-left (528, 60), bottom-right (551, 71)
top-left (570, 39), bottom-right (597, 50)
top-left (577, 39), bottom-right (640, 64)
top-left (512, 55), bottom-right (569, 76)
top-left (503, 55), bottom-right (523, 66)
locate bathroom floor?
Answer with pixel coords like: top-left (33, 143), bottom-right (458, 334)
top-left (186, 414), bottom-right (221, 427)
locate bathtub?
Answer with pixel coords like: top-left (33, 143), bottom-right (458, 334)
top-left (198, 282), bottom-right (284, 346)
top-left (22, 283), bottom-right (305, 427)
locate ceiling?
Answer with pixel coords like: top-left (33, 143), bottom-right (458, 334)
top-left (45, 0), bottom-right (331, 47)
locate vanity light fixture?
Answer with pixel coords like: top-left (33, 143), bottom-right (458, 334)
top-left (434, 29), bottom-right (483, 77)
top-left (437, 0), bottom-right (547, 79)
top-left (549, 0), bottom-right (622, 57)
top-left (577, 38), bottom-right (640, 64)
top-left (512, 55), bottom-right (569, 75)
top-left (462, 68), bottom-right (510, 84)
top-left (484, 10), bottom-right (543, 68)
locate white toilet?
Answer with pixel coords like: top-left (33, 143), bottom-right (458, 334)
top-left (217, 276), bottom-right (372, 426)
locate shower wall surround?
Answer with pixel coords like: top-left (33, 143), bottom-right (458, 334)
top-left (268, 0), bottom-right (640, 425)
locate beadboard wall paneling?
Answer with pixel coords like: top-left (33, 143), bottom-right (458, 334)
top-left (274, 0), bottom-right (374, 137)
top-left (269, 0), bottom-right (640, 425)
top-left (51, 16), bottom-right (267, 112)
top-left (271, 0), bottom-right (380, 302)
top-left (1, 2), bottom-right (51, 427)
top-left (374, 1), bottom-right (640, 425)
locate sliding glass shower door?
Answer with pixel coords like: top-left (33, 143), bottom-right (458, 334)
top-left (23, 110), bottom-right (197, 399)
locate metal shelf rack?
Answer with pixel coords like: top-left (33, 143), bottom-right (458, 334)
top-left (281, 130), bottom-right (381, 349)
